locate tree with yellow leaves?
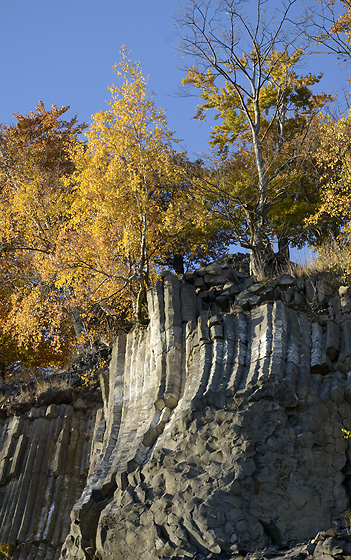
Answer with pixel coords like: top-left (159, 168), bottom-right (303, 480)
top-left (55, 47), bottom-right (224, 328)
top-left (306, 112), bottom-right (351, 272)
top-left (177, 0), bottom-right (331, 276)
top-left (0, 51), bottom-right (229, 376)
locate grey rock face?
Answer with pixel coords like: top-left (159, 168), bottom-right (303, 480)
top-left (59, 267), bottom-right (351, 560)
top-left (0, 401), bottom-right (98, 560)
top-left (3, 260), bottom-right (351, 560)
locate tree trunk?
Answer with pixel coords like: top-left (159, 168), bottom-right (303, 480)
top-left (249, 220), bottom-right (274, 279)
top-left (63, 286), bottom-right (91, 348)
top-left (250, 248), bottom-right (264, 279)
top-left (278, 235), bottom-right (290, 262)
top-left (172, 254), bottom-right (184, 275)
top-left (0, 362), bottom-right (5, 384)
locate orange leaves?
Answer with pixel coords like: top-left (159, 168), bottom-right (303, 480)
top-left (0, 103), bottom-right (85, 374)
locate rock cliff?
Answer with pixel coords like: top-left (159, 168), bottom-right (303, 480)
top-left (0, 391), bottom-right (100, 560)
top-left (2, 256), bottom-right (351, 559)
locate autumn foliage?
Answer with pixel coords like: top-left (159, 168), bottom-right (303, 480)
top-left (2, 0), bottom-right (351, 376)
top-left (0, 50), bottom-right (225, 376)
top-left (0, 103), bottom-right (86, 374)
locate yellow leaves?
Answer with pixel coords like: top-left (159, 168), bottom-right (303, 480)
top-left (329, 2), bottom-right (351, 43)
top-left (56, 49), bottom-right (193, 321)
top-left (3, 281), bottom-right (70, 359)
top-left (0, 50), bottom-right (227, 374)
top-left (305, 111), bottom-right (351, 248)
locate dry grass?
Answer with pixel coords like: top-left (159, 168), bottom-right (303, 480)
top-left (32, 375), bottom-right (72, 395)
top-left (279, 240), bottom-right (350, 280)
top-left (316, 237), bottom-right (351, 279)
top-left (0, 374), bottom-right (73, 408)
top-left (283, 255), bottom-right (329, 279)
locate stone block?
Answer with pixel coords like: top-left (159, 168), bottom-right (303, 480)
top-left (248, 282), bottom-right (265, 293)
top-left (339, 319), bottom-right (351, 372)
top-left (242, 277), bottom-right (255, 289)
top-left (223, 282), bottom-right (241, 296)
top-left (194, 276), bottom-right (204, 288)
top-left (164, 347), bottom-right (182, 408)
top-left (278, 274), bottom-right (295, 288)
top-left (338, 402), bottom-right (351, 419)
top-left (344, 373), bottom-right (351, 404)
top-left (163, 275), bottom-right (181, 329)
top-left (326, 320), bottom-right (340, 361)
top-left (234, 291), bottom-right (260, 310)
top-left (184, 271), bottom-right (196, 283)
top-left (73, 398), bottom-right (88, 411)
top-left (331, 295), bottom-right (342, 322)
top-left (46, 404), bottom-right (58, 418)
top-left (181, 284), bottom-right (196, 323)
top-left (210, 324), bottom-right (223, 340)
top-left (215, 294), bottom-right (230, 311)
top-left (316, 280), bottom-right (334, 307)
top-left (330, 375), bottom-right (345, 405)
top-left (293, 290), bottom-right (306, 307)
top-left (204, 274), bottom-right (227, 286)
top-left (147, 280), bottom-right (165, 330)
top-left (311, 323), bottom-right (332, 375)
top-left (198, 311), bottom-right (210, 342)
top-left (340, 286), bottom-right (351, 314)
top-left (259, 286), bottom-right (275, 301)
top-left (335, 436), bottom-right (347, 453)
top-left (28, 408), bottom-right (39, 420)
top-left (203, 262), bottom-right (223, 276)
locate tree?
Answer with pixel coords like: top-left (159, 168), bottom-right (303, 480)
top-left (0, 103), bottom-right (86, 375)
top-left (0, 51), bottom-right (230, 377)
top-left (300, 1), bottom-right (351, 271)
top-left (54, 47), bottom-right (224, 327)
top-left (176, 0), bottom-right (330, 276)
top-left (305, 112), bottom-right (351, 272)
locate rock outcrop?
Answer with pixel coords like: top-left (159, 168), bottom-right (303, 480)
top-left (60, 258), bottom-right (351, 559)
top-left (3, 255), bottom-right (351, 559)
top-left (0, 387), bottom-right (101, 560)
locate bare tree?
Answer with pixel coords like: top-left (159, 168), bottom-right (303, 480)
top-left (176, 0), bottom-right (325, 277)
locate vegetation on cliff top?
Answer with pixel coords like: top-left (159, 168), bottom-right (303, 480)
top-left (1, 0), bottom-right (351, 376)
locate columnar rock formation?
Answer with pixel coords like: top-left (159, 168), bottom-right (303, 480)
top-left (0, 399), bottom-right (98, 560)
top-left (3, 256), bottom-right (351, 559)
top-left (60, 259), bottom-right (351, 559)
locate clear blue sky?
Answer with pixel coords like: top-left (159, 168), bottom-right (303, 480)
top-left (0, 0), bottom-right (209, 156)
top-left (0, 0), bottom-right (349, 160)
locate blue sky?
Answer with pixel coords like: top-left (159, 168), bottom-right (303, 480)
top-left (0, 0), bottom-right (349, 160)
top-left (1, 1), bottom-right (207, 155)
